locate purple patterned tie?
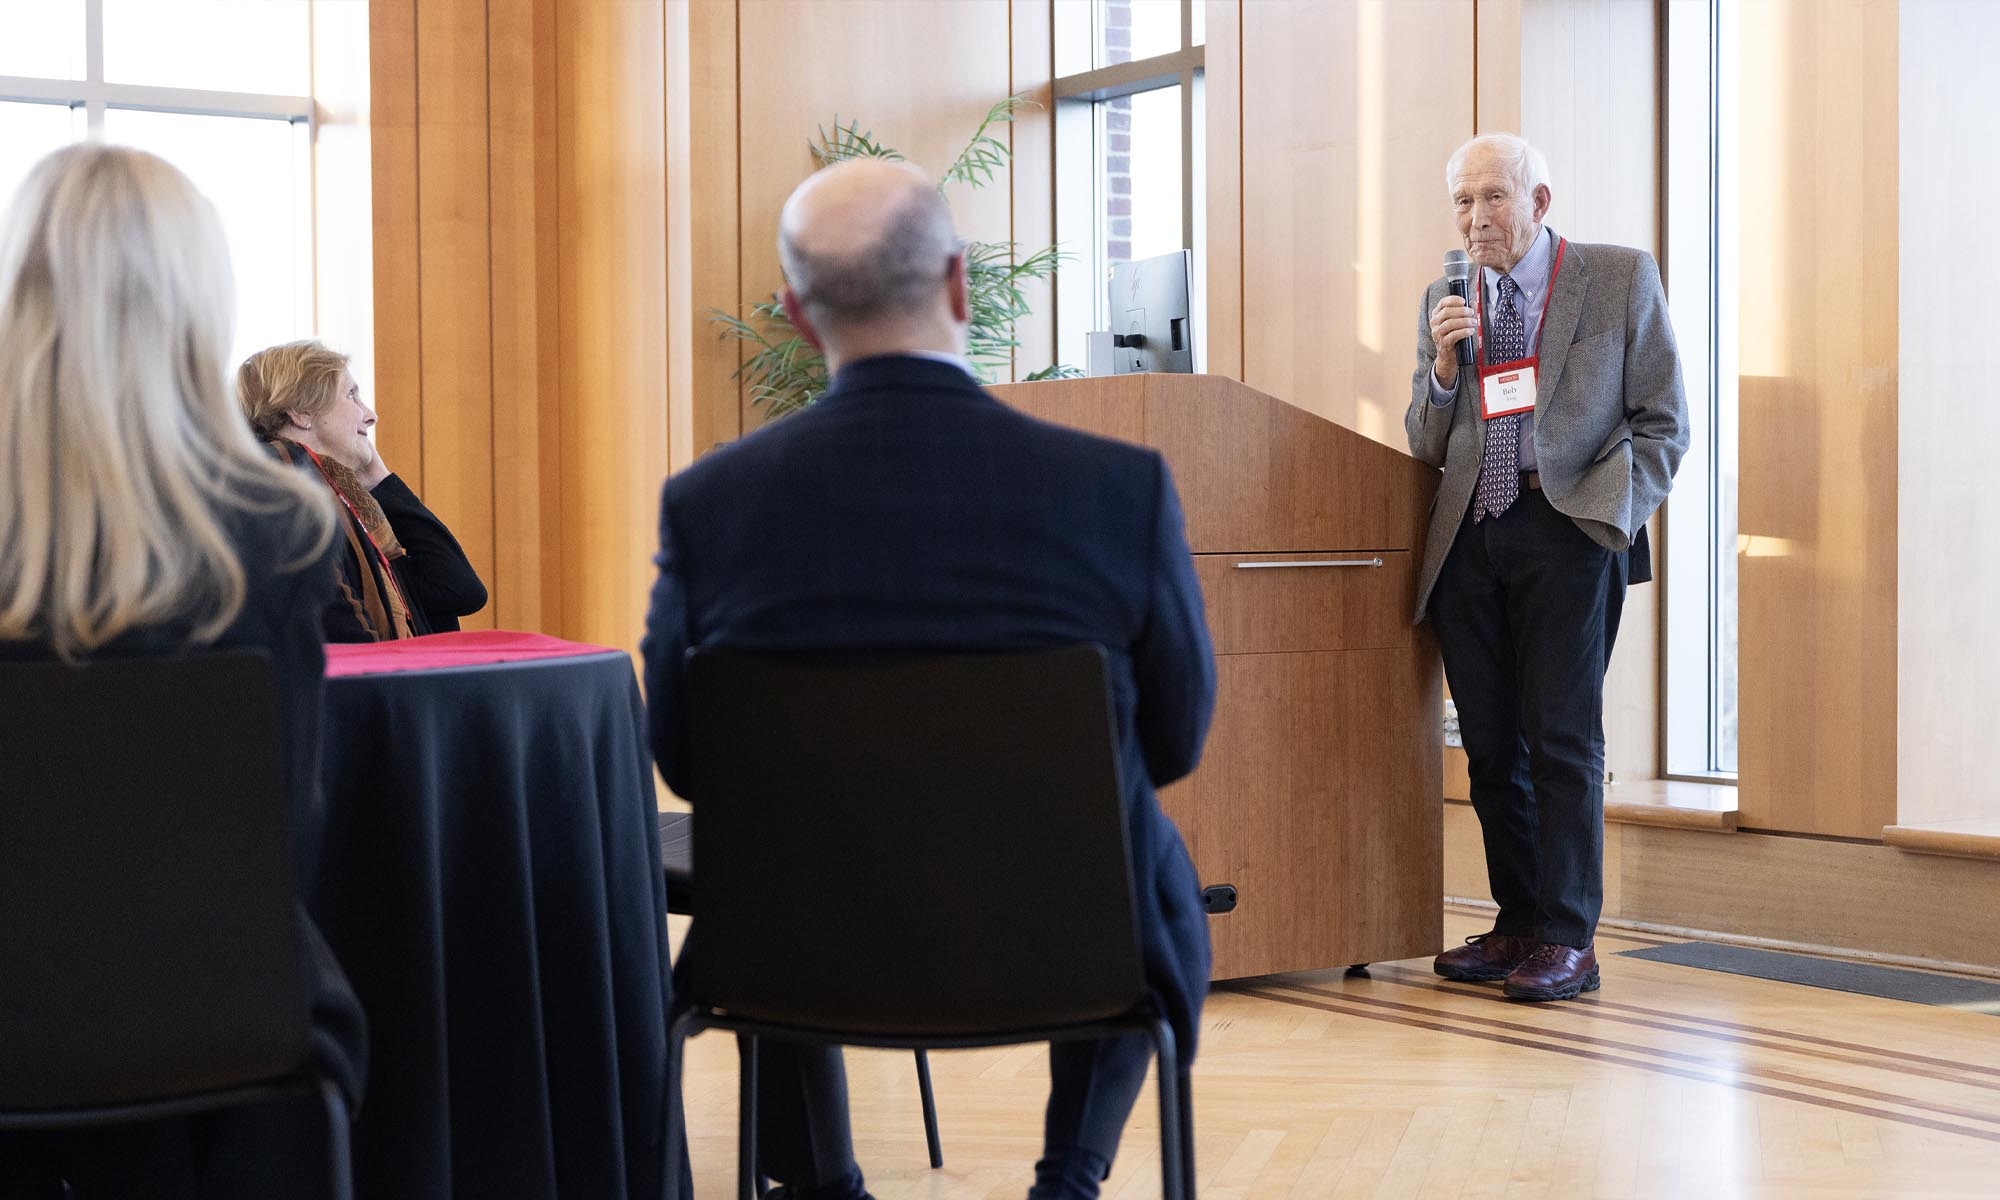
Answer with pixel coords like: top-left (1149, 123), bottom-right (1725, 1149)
top-left (1474, 274), bottom-right (1526, 522)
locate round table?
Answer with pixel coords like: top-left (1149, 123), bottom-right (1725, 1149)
top-left (312, 632), bottom-right (671, 1200)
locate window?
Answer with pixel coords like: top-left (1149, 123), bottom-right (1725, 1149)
top-left (1662, 0), bottom-right (1739, 777)
top-left (0, 0), bottom-right (316, 367)
top-left (1052, 0), bottom-right (1206, 370)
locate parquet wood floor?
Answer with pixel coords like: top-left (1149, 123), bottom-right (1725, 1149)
top-left (670, 909), bottom-right (2000, 1198)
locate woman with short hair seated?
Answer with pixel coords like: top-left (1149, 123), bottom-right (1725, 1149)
top-left (0, 144), bottom-right (365, 1197)
top-left (237, 340), bottom-right (486, 642)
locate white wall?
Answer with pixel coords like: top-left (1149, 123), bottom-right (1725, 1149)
top-left (1898, 0), bottom-right (2000, 824)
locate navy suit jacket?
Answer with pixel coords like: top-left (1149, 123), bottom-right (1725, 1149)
top-left (641, 354), bottom-right (1218, 1053)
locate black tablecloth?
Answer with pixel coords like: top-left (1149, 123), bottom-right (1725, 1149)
top-left (312, 650), bottom-right (670, 1199)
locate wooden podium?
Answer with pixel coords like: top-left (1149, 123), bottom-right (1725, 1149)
top-left (989, 374), bottom-right (1443, 980)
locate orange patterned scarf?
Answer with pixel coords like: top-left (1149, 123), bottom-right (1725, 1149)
top-left (272, 439), bottom-right (417, 641)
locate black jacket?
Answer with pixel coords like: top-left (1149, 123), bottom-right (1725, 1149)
top-left (321, 472), bottom-right (487, 643)
top-left (0, 503), bottom-right (368, 1105)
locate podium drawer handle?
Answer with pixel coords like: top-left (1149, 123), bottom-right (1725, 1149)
top-left (1234, 557), bottom-right (1383, 570)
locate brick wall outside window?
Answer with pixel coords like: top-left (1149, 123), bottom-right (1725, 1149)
top-left (1102, 0), bottom-right (1133, 266)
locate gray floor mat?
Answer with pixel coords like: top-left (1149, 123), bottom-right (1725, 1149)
top-left (1617, 942), bottom-right (2000, 1013)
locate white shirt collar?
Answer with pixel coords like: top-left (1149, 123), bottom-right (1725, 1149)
top-left (901, 349), bottom-right (976, 377)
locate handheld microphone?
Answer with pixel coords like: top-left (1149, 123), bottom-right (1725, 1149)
top-left (1443, 250), bottom-right (1475, 370)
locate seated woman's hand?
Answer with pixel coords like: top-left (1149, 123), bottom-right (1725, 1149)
top-left (356, 442), bottom-right (391, 490)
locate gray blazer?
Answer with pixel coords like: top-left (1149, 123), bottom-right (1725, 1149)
top-left (1404, 233), bottom-right (1689, 621)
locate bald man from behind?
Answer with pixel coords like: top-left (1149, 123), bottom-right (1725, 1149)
top-left (642, 159), bottom-right (1217, 1199)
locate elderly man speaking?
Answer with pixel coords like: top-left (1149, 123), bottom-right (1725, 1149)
top-left (1407, 133), bottom-right (1688, 1002)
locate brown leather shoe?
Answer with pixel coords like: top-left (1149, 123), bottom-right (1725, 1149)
top-left (1501, 942), bottom-right (1600, 1001)
top-left (1433, 933), bottom-right (1538, 982)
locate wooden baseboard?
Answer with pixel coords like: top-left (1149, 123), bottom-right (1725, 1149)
top-left (1883, 820), bottom-right (2000, 861)
top-left (1442, 898), bottom-right (2000, 980)
top-left (1444, 805), bottom-right (2000, 970)
top-left (1445, 770), bottom-right (1738, 832)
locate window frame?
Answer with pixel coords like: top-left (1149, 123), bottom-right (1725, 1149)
top-left (1661, 0), bottom-right (1739, 781)
top-left (0, 0), bottom-right (320, 348)
top-left (0, 0), bottom-right (315, 129)
top-left (1051, 0), bottom-right (1205, 370)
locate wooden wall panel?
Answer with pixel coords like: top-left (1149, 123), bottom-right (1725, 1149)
top-left (679, 0), bottom-right (741, 470)
top-left (555, 0), bottom-right (670, 651)
top-left (378, 0), bottom-right (1050, 652)
top-left (1897, 0), bottom-right (2000, 827)
top-left (373, 0), bottom-right (671, 652)
top-left (488, 0), bottom-right (560, 632)
top-left (1238, 0), bottom-right (1471, 446)
top-left (1735, 0), bottom-right (1898, 838)
top-left (413, 0), bottom-right (498, 631)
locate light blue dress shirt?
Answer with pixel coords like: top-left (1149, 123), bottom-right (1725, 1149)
top-left (1429, 225), bottom-right (1556, 471)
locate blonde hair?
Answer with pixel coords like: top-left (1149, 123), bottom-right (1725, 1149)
top-left (238, 339), bottom-right (351, 442)
top-left (0, 144), bottom-right (335, 659)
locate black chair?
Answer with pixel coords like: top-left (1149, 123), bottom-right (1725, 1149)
top-left (656, 812), bottom-right (943, 1173)
top-left (663, 644), bottom-right (1194, 1200)
top-left (0, 652), bottom-right (353, 1198)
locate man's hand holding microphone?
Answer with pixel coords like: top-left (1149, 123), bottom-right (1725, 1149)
top-left (1430, 249), bottom-right (1479, 390)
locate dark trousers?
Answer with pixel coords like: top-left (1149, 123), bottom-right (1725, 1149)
top-left (1030, 1035), bottom-right (1155, 1200)
top-left (1430, 486), bottom-right (1626, 949)
top-left (742, 1041), bottom-right (865, 1197)
top-left (755, 1034), bottom-right (1155, 1200)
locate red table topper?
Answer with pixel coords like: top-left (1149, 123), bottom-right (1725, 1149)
top-left (325, 630), bottom-right (623, 678)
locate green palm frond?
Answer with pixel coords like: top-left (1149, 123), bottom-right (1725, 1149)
top-left (709, 297), bottom-right (829, 419)
top-left (812, 118), bottom-right (904, 167)
top-left (941, 96), bottom-right (1031, 191)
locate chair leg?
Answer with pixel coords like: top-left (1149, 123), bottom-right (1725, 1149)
top-left (319, 1079), bottom-right (353, 1200)
top-left (1177, 1067), bottom-right (1196, 1200)
top-left (1150, 1020), bottom-right (1186, 1200)
top-left (665, 1013), bottom-right (698, 1200)
top-left (739, 1037), bottom-right (761, 1200)
top-left (914, 1049), bottom-right (943, 1168)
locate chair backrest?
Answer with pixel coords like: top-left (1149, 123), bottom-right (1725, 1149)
top-left (0, 651), bottom-right (310, 1111)
top-left (684, 644), bottom-right (1147, 1037)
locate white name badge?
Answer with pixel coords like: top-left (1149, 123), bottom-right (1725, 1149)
top-left (1479, 357), bottom-right (1538, 420)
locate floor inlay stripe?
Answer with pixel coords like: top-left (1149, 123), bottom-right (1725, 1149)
top-left (1235, 984), bottom-right (2000, 1147)
top-left (1246, 980), bottom-right (2000, 1130)
top-left (1365, 965), bottom-right (2000, 1091)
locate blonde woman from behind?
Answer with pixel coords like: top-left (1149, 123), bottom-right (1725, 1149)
top-left (0, 144), bottom-right (366, 1199)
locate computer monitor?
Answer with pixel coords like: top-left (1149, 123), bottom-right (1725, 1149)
top-left (1107, 249), bottom-right (1195, 374)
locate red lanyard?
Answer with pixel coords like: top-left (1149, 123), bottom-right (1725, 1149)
top-left (1474, 235), bottom-right (1567, 367)
top-left (302, 444), bottom-right (417, 625)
